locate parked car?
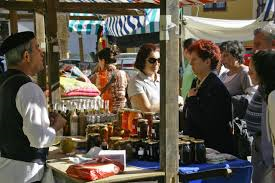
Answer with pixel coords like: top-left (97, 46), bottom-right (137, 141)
top-left (116, 53), bottom-right (138, 79)
top-left (59, 59), bottom-right (97, 77)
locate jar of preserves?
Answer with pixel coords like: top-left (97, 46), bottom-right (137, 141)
top-left (99, 124), bottom-right (108, 143)
top-left (109, 136), bottom-right (123, 150)
top-left (193, 139), bottom-right (206, 164)
top-left (152, 120), bottom-right (160, 140)
top-left (129, 135), bottom-right (141, 159)
top-left (86, 133), bottom-right (101, 151)
top-left (179, 141), bottom-right (192, 165)
top-left (137, 119), bottom-right (148, 139)
top-left (145, 140), bottom-right (159, 161)
top-left (143, 112), bottom-right (155, 139)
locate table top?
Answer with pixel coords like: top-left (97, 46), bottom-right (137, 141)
top-left (47, 147), bottom-right (165, 183)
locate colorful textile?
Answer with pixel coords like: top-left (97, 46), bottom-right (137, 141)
top-left (60, 77), bottom-right (99, 94)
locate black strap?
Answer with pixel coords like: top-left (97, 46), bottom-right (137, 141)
top-left (100, 72), bottom-right (115, 96)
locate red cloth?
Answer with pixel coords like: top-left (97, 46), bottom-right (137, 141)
top-left (66, 157), bottom-right (124, 181)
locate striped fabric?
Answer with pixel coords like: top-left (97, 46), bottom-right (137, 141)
top-left (68, 13), bottom-right (103, 34)
top-left (65, 0), bottom-right (216, 36)
top-left (263, 0), bottom-right (274, 21)
top-left (104, 9), bottom-right (160, 37)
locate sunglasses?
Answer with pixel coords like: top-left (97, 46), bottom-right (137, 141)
top-left (147, 57), bottom-right (160, 64)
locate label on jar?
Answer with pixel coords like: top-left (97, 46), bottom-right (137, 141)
top-left (152, 129), bottom-right (155, 134)
top-left (138, 148), bottom-right (144, 155)
top-left (137, 127), bottom-right (140, 132)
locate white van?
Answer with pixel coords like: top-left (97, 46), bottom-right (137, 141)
top-left (116, 53), bottom-right (138, 79)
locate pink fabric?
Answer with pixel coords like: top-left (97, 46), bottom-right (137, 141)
top-left (62, 91), bottom-right (99, 97)
top-left (70, 88), bottom-right (99, 93)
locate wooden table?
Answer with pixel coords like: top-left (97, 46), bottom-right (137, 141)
top-left (47, 147), bottom-right (165, 183)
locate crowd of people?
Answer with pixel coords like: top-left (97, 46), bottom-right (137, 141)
top-left (0, 26), bottom-right (274, 183)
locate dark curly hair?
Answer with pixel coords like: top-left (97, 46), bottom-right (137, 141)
top-left (96, 47), bottom-right (117, 64)
top-left (252, 50), bottom-right (275, 103)
top-left (135, 43), bottom-right (158, 72)
top-left (189, 39), bottom-right (221, 70)
top-left (219, 40), bottom-right (245, 64)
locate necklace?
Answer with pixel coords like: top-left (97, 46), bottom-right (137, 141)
top-left (196, 73), bottom-right (210, 89)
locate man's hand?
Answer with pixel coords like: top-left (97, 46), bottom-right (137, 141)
top-left (50, 112), bottom-right (67, 132)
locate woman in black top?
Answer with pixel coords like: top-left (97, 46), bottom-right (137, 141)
top-left (182, 39), bottom-right (235, 154)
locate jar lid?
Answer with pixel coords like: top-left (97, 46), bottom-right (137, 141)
top-left (87, 133), bottom-right (100, 136)
top-left (152, 120), bottom-right (160, 123)
top-left (110, 136), bottom-right (123, 141)
top-left (193, 139), bottom-right (204, 143)
top-left (137, 119), bottom-right (148, 123)
top-left (143, 112), bottom-right (155, 115)
top-left (147, 140), bottom-right (159, 144)
top-left (179, 140), bottom-right (191, 145)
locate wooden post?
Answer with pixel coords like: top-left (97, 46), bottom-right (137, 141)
top-left (57, 11), bottom-right (70, 60)
top-left (9, 0), bottom-right (18, 33)
top-left (45, 0), bottom-right (60, 107)
top-left (33, 0), bottom-right (47, 93)
top-left (159, 0), bottom-right (179, 182)
top-left (78, 33), bottom-right (84, 62)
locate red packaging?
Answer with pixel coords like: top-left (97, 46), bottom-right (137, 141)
top-left (66, 157), bottom-right (124, 181)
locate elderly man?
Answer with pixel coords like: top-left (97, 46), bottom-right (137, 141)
top-left (0, 31), bottom-right (66, 183)
top-left (245, 28), bottom-right (274, 183)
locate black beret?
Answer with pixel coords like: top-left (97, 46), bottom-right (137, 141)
top-left (0, 31), bottom-right (35, 56)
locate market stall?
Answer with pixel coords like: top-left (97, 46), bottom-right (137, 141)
top-left (0, 0), bottom-right (255, 183)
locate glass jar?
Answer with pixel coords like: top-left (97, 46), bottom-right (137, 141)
top-left (143, 112), bottom-right (155, 139)
top-left (86, 133), bottom-right (101, 151)
top-left (109, 136), bottom-right (123, 150)
top-left (152, 120), bottom-right (160, 140)
top-left (145, 140), bottom-right (159, 161)
top-left (137, 119), bottom-right (148, 139)
top-left (193, 139), bottom-right (206, 164)
top-left (179, 140), bottom-right (192, 165)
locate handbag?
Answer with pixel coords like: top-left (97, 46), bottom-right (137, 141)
top-left (229, 115), bottom-right (253, 159)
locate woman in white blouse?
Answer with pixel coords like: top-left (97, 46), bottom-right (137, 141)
top-left (127, 43), bottom-right (160, 112)
top-left (248, 50), bottom-right (275, 182)
top-left (219, 40), bottom-right (256, 118)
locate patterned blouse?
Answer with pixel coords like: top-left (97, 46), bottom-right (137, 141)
top-left (90, 64), bottom-right (128, 113)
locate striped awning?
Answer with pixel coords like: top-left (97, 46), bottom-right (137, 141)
top-left (68, 13), bottom-right (104, 34)
top-left (262, 0), bottom-right (274, 21)
top-left (66, 0), bottom-right (217, 35)
top-left (104, 9), bottom-right (160, 37)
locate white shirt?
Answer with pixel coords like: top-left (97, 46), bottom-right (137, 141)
top-left (128, 71), bottom-right (160, 110)
top-left (0, 81), bottom-right (56, 183)
top-left (268, 90), bottom-right (275, 164)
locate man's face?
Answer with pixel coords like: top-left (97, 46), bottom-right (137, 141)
top-left (29, 38), bottom-right (44, 75)
top-left (252, 33), bottom-right (271, 53)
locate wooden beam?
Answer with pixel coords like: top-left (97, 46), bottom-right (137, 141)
top-left (9, 10), bottom-right (18, 33)
top-left (78, 33), bottom-right (84, 62)
top-left (159, 0), bottom-right (179, 182)
top-left (34, 5), bottom-right (47, 92)
top-left (59, 6), bottom-right (145, 16)
top-left (69, 16), bottom-right (102, 21)
top-left (58, 2), bottom-right (159, 10)
top-left (0, 1), bottom-right (45, 11)
top-left (45, 0), bottom-right (60, 107)
top-left (0, 13), bottom-right (33, 20)
top-left (0, 13), bottom-right (103, 21)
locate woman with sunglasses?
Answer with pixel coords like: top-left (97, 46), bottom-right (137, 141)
top-left (127, 43), bottom-right (160, 112)
top-left (182, 39), bottom-right (235, 154)
top-left (248, 51), bottom-right (275, 183)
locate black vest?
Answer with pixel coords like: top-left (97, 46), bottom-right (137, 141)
top-left (0, 69), bottom-right (49, 165)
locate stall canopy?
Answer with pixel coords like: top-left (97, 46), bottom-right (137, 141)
top-left (67, 0), bottom-right (216, 35)
top-left (69, 13), bottom-right (103, 34)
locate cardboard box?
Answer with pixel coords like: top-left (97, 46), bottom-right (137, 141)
top-left (98, 150), bottom-right (126, 169)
